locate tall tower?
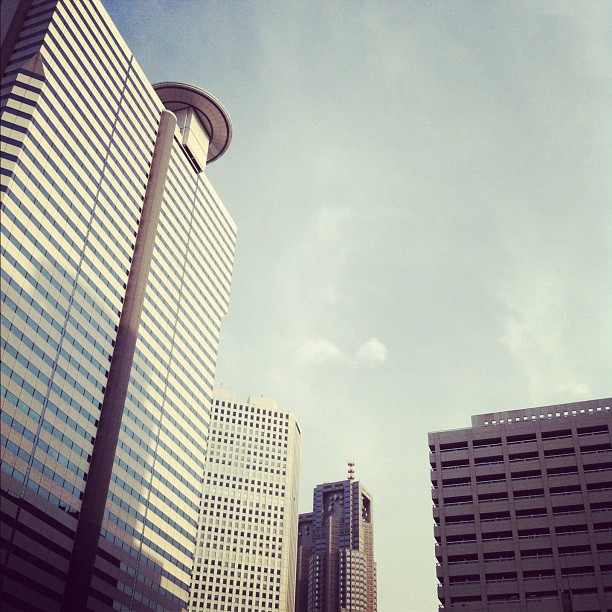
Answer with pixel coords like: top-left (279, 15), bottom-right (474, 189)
top-left (296, 478), bottom-right (377, 612)
top-left (188, 389), bottom-right (302, 612)
top-left (1, 1), bottom-right (236, 610)
top-left (429, 397), bottom-right (612, 611)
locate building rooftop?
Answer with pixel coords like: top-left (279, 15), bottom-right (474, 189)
top-left (154, 81), bottom-right (232, 163)
top-left (471, 396), bottom-right (611, 427)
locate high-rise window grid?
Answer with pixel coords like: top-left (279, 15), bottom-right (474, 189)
top-left (188, 390), bottom-right (301, 612)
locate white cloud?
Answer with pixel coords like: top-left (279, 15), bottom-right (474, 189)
top-left (354, 338), bottom-right (388, 367)
top-left (556, 382), bottom-right (591, 398)
top-left (312, 206), bottom-right (353, 241)
top-left (319, 284), bottom-right (341, 306)
top-left (296, 336), bottom-right (389, 368)
top-left (296, 338), bottom-right (343, 364)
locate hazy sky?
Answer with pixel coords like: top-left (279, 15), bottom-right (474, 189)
top-left (105, 1), bottom-right (611, 609)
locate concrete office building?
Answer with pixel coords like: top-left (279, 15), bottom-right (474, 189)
top-left (429, 397), bottom-right (612, 611)
top-left (296, 479), bottom-right (377, 612)
top-left (1, 0), bottom-right (236, 610)
top-left (188, 389), bottom-right (302, 612)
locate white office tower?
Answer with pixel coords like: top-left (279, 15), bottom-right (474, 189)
top-left (188, 389), bottom-right (302, 612)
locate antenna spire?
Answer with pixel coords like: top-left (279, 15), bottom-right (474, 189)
top-left (348, 460), bottom-right (355, 481)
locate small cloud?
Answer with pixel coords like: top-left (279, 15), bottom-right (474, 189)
top-left (354, 338), bottom-right (388, 367)
top-left (313, 206), bottom-right (353, 240)
top-left (319, 284), bottom-right (340, 306)
top-left (297, 338), bottom-right (343, 364)
top-left (556, 382), bottom-right (591, 398)
top-left (297, 336), bottom-right (389, 368)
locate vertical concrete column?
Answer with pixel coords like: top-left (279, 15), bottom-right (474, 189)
top-left (61, 109), bottom-right (177, 612)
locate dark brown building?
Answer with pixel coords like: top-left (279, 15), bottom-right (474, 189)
top-left (429, 397), bottom-right (611, 611)
top-left (296, 480), bottom-right (377, 612)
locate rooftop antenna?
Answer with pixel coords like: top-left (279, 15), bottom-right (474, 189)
top-left (348, 460), bottom-right (355, 481)
top-left (348, 460), bottom-right (356, 555)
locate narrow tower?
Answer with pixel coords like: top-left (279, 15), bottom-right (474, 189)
top-left (188, 390), bottom-right (302, 612)
top-left (296, 476), bottom-right (377, 612)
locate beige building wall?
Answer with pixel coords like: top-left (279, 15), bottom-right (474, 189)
top-left (188, 389), bottom-right (302, 611)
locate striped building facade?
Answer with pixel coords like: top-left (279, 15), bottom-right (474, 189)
top-left (1, 0), bottom-right (236, 609)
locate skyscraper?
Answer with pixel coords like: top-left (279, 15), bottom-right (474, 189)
top-left (296, 479), bottom-right (377, 612)
top-left (429, 397), bottom-right (612, 611)
top-left (188, 389), bottom-right (302, 612)
top-left (1, 1), bottom-right (236, 610)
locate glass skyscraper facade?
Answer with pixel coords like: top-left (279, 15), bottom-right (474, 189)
top-left (1, 0), bottom-right (236, 610)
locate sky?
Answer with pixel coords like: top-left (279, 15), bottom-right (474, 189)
top-left (104, 1), bottom-right (611, 610)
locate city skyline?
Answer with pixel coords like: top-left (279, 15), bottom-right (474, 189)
top-left (103, 1), bottom-right (611, 609)
top-left (2, 0), bottom-right (610, 610)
